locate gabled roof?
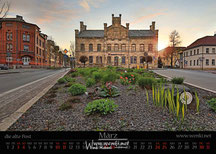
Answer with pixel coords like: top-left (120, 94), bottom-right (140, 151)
top-left (78, 30), bottom-right (104, 38)
top-left (184, 36), bottom-right (216, 50)
top-left (77, 30), bottom-right (156, 38)
top-left (129, 30), bottom-right (156, 37)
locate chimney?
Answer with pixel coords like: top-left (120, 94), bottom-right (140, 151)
top-left (126, 23), bottom-right (129, 29)
top-left (104, 23), bottom-right (107, 29)
top-left (84, 25), bottom-right (87, 31)
top-left (152, 21), bottom-right (155, 30)
top-left (80, 21), bottom-right (84, 32)
top-left (75, 29), bottom-right (79, 37)
top-left (16, 15), bottom-right (23, 20)
top-left (214, 32), bottom-right (216, 36)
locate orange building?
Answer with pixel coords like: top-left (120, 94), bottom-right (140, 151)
top-left (0, 15), bottom-right (48, 68)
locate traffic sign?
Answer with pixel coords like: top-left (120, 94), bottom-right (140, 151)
top-left (64, 49), bottom-right (68, 54)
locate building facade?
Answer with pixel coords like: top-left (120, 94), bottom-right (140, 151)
top-left (46, 40), bottom-right (64, 68)
top-left (0, 15), bottom-right (48, 68)
top-left (75, 14), bottom-right (158, 68)
top-left (183, 35), bottom-right (216, 69)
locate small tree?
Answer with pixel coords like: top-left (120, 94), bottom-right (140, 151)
top-left (79, 56), bottom-right (88, 67)
top-left (169, 30), bottom-right (181, 68)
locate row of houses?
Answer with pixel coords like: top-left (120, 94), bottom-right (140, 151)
top-left (159, 34), bottom-right (216, 70)
top-left (0, 15), bottom-right (65, 68)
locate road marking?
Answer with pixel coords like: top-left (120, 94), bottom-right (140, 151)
top-left (153, 71), bottom-right (216, 94)
top-left (0, 70), bottom-right (69, 131)
top-left (0, 70), bottom-right (65, 98)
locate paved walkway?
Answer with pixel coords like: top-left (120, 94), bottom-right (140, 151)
top-left (0, 69), bottom-right (69, 130)
top-left (153, 69), bottom-right (216, 93)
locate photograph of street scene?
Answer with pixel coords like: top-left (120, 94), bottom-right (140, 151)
top-left (0, 0), bottom-right (216, 152)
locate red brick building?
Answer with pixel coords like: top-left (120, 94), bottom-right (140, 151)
top-left (0, 15), bottom-right (48, 68)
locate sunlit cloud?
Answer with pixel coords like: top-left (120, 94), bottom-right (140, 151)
top-left (131, 12), bottom-right (167, 25)
top-left (79, 0), bottom-right (105, 12)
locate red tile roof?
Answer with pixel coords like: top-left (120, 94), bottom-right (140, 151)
top-left (185, 36), bottom-right (216, 50)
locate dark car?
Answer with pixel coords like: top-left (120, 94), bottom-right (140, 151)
top-left (0, 64), bottom-right (9, 70)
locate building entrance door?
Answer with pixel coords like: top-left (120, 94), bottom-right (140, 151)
top-left (114, 56), bottom-right (119, 66)
top-left (22, 56), bottom-right (31, 65)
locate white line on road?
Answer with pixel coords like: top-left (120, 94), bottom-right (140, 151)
top-left (154, 71), bottom-right (216, 94)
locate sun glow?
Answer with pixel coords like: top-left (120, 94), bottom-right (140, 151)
top-left (158, 41), bottom-right (168, 51)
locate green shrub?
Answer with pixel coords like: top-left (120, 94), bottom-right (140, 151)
top-left (102, 72), bottom-right (117, 83)
top-left (59, 102), bottom-right (72, 111)
top-left (78, 68), bottom-right (90, 77)
top-left (157, 77), bottom-right (168, 84)
top-left (207, 98), bottom-right (216, 112)
top-left (138, 77), bottom-right (156, 89)
top-left (142, 72), bottom-right (154, 77)
top-left (68, 83), bottom-right (86, 96)
top-left (65, 82), bottom-right (74, 87)
top-left (71, 72), bottom-right (79, 77)
top-left (84, 99), bottom-right (118, 115)
top-left (86, 78), bottom-right (96, 87)
top-left (171, 77), bottom-right (184, 84)
top-left (64, 76), bottom-right (76, 82)
top-left (58, 78), bottom-right (67, 84)
top-left (92, 72), bottom-right (103, 82)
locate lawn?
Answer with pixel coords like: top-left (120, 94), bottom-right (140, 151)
top-left (9, 67), bottom-right (216, 131)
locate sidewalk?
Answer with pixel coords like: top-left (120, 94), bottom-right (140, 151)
top-left (0, 69), bottom-right (69, 131)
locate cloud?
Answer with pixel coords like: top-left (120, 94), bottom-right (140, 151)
top-left (79, 0), bottom-right (90, 12)
top-left (79, 0), bottom-right (105, 12)
top-left (131, 12), bottom-right (167, 25)
top-left (9, 0), bottom-right (79, 24)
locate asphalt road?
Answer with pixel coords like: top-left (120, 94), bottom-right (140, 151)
top-left (153, 69), bottom-right (216, 93)
top-left (0, 69), bottom-right (66, 94)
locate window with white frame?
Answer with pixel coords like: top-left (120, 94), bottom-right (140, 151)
top-left (206, 59), bottom-right (209, 65)
top-left (212, 59), bottom-right (215, 65)
top-left (24, 45), bottom-right (29, 51)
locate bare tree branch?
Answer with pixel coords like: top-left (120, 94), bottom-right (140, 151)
top-left (0, 0), bottom-right (10, 19)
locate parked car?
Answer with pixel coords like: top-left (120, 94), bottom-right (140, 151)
top-left (0, 64), bottom-right (9, 70)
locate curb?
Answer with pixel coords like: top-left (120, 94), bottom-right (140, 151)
top-left (0, 72), bottom-right (19, 75)
top-left (0, 70), bottom-right (69, 131)
top-left (153, 71), bottom-right (216, 94)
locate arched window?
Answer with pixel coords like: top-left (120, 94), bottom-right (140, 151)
top-left (89, 44), bottom-right (93, 52)
top-left (89, 56), bottom-right (93, 64)
top-left (148, 44), bottom-right (153, 52)
top-left (107, 44), bottom-right (111, 51)
top-left (80, 44), bottom-right (85, 51)
top-left (140, 44), bottom-right (144, 52)
top-left (97, 44), bottom-right (101, 52)
top-left (131, 44), bottom-right (136, 52)
top-left (122, 56), bottom-right (126, 64)
top-left (114, 44), bottom-right (119, 51)
top-left (107, 56), bottom-right (111, 64)
top-left (121, 44), bottom-right (126, 51)
top-left (140, 56), bottom-right (144, 64)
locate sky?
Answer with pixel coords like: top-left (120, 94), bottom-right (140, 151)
top-left (6, 0), bottom-right (216, 51)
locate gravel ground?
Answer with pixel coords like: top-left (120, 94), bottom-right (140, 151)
top-left (8, 76), bottom-right (216, 131)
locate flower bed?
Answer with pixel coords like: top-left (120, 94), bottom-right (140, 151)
top-left (8, 67), bottom-right (216, 131)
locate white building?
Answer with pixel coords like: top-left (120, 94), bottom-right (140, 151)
top-left (183, 34), bottom-right (216, 69)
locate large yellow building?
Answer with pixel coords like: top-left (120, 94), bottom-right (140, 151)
top-left (75, 14), bottom-right (159, 68)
